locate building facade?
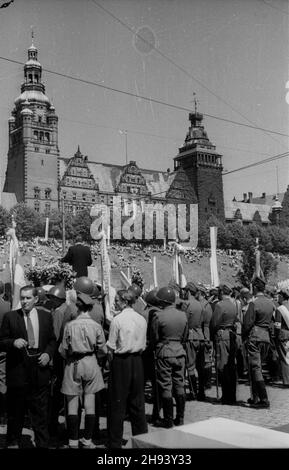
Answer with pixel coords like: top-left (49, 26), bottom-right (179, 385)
top-left (2, 42), bottom-right (281, 228)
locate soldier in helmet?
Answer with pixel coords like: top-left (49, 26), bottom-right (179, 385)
top-left (36, 287), bottom-right (49, 309)
top-left (150, 286), bottom-right (188, 428)
top-left (181, 282), bottom-right (206, 401)
top-left (142, 289), bottom-right (161, 424)
top-left (198, 285), bottom-right (213, 391)
top-left (211, 284), bottom-right (238, 405)
top-left (242, 277), bottom-right (275, 408)
top-left (45, 285), bottom-right (73, 444)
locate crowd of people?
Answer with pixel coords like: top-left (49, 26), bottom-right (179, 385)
top-left (0, 238), bottom-right (288, 449)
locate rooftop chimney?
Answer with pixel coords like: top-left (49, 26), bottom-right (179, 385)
top-left (262, 192), bottom-right (266, 198)
top-left (243, 193), bottom-right (247, 202)
top-left (248, 192), bottom-right (253, 203)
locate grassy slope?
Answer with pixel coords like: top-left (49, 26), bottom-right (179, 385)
top-left (0, 241), bottom-right (288, 290)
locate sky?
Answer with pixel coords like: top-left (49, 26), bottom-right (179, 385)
top-left (0, 0), bottom-right (288, 202)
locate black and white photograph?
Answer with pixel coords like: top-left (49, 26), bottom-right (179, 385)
top-left (0, 0), bottom-right (288, 455)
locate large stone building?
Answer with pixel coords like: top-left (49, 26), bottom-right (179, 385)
top-left (2, 41), bottom-right (283, 227)
top-left (4, 40), bottom-right (59, 214)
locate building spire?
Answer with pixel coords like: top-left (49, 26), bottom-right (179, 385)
top-left (192, 92), bottom-right (199, 115)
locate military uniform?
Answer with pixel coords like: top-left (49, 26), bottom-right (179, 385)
top-left (243, 292), bottom-right (274, 407)
top-left (182, 297), bottom-right (206, 399)
top-left (150, 304), bottom-right (188, 427)
top-left (275, 302), bottom-right (289, 385)
top-left (211, 296), bottom-right (238, 404)
top-left (199, 297), bottom-right (213, 390)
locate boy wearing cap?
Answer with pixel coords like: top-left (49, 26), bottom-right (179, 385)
top-left (242, 277), bottom-right (275, 408)
top-left (59, 291), bottom-right (107, 448)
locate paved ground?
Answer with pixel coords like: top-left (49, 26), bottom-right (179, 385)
top-left (1, 379), bottom-right (288, 448)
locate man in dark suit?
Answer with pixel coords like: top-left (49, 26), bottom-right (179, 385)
top-left (0, 285), bottom-right (56, 448)
top-left (60, 235), bottom-right (92, 278)
top-left (0, 281), bottom-right (10, 424)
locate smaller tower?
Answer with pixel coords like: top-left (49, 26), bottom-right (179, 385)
top-left (271, 196), bottom-right (282, 226)
top-left (174, 106), bottom-right (225, 222)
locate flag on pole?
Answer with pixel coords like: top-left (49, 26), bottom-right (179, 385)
top-left (153, 255), bottom-right (158, 288)
top-left (99, 231), bottom-right (112, 322)
top-left (252, 237), bottom-right (265, 282)
top-left (210, 226), bottom-right (219, 287)
top-left (177, 253), bottom-right (187, 288)
top-left (44, 217), bottom-right (49, 241)
top-left (7, 220), bottom-right (26, 310)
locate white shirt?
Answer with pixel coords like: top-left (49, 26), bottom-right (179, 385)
top-left (107, 307), bottom-right (147, 354)
top-left (23, 307), bottom-right (39, 348)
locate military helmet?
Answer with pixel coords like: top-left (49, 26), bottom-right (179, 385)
top-left (128, 283), bottom-right (142, 298)
top-left (155, 286), bottom-right (175, 305)
top-left (36, 287), bottom-right (47, 301)
top-left (144, 289), bottom-right (158, 306)
top-left (47, 285), bottom-right (66, 300)
top-left (74, 276), bottom-right (94, 295)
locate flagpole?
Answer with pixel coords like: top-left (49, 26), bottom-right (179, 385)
top-left (62, 197), bottom-right (66, 255)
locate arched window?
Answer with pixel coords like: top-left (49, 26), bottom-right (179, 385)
top-left (33, 130), bottom-right (38, 140)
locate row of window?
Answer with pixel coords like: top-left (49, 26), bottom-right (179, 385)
top-left (34, 201), bottom-right (51, 214)
top-left (64, 177), bottom-right (93, 187)
top-left (34, 147), bottom-right (50, 154)
top-left (33, 130), bottom-right (50, 142)
top-left (34, 187), bottom-right (51, 199)
top-left (62, 191), bottom-right (96, 202)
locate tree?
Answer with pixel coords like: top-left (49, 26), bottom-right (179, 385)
top-left (11, 203), bottom-right (44, 239)
top-left (237, 239), bottom-right (277, 287)
top-left (72, 209), bottom-right (92, 242)
top-left (0, 205), bottom-right (10, 236)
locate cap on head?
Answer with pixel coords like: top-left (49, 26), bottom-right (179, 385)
top-left (184, 282), bottom-right (198, 294)
top-left (155, 286), bottom-right (176, 305)
top-left (168, 280), bottom-right (181, 294)
top-left (219, 284), bottom-right (232, 295)
top-left (198, 285), bottom-right (207, 296)
top-left (209, 287), bottom-right (219, 296)
top-left (117, 289), bottom-right (136, 305)
top-left (76, 292), bottom-right (95, 306)
top-left (74, 277), bottom-right (94, 295)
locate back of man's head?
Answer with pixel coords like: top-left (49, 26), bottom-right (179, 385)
top-left (75, 235), bottom-right (83, 244)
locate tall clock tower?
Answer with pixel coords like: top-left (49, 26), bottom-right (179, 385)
top-left (174, 110), bottom-right (225, 223)
top-left (4, 38), bottom-right (59, 213)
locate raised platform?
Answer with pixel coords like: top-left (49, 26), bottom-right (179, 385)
top-left (131, 418), bottom-right (289, 449)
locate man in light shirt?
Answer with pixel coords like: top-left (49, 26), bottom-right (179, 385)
top-left (107, 289), bottom-right (148, 448)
